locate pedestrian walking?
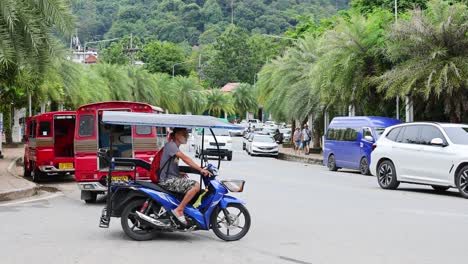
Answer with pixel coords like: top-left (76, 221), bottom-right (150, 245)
top-left (302, 124), bottom-right (311, 155)
top-left (293, 128), bottom-right (301, 155)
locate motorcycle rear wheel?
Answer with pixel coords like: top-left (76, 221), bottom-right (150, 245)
top-left (121, 199), bottom-right (157, 241)
top-left (211, 203), bottom-right (251, 241)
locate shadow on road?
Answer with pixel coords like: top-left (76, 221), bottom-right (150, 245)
top-left (396, 187), bottom-right (461, 198)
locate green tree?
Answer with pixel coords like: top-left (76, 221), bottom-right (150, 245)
top-left (205, 89), bottom-right (235, 117)
top-left (375, 0), bottom-right (468, 122)
top-left (100, 42), bottom-right (129, 65)
top-left (232, 83), bottom-right (258, 118)
top-left (173, 76), bottom-right (207, 114)
top-left (350, 0), bottom-right (428, 14)
top-left (0, 0), bottom-right (74, 84)
top-left (313, 10), bottom-right (392, 113)
top-left (202, 0), bottom-right (223, 25)
top-left (142, 41), bottom-right (189, 75)
top-left (204, 25), bottom-right (256, 86)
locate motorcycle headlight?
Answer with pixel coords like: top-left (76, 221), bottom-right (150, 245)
top-left (221, 180), bottom-right (245, 192)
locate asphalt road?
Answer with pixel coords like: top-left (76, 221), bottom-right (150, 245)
top-left (1, 137), bottom-right (467, 264)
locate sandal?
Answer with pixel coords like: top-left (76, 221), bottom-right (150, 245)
top-left (171, 209), bottom-right (187, 225)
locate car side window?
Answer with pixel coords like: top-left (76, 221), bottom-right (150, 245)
top-left (363, 127), bottom-right (373, 140)
top-left (401, 125), bottom-right (421, 144)
top-left (386, 127), bottom-right (401, 142)
top-left (420, 125), bottom-right (446, 145)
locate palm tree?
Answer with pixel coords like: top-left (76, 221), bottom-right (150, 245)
top-left (93, 63), bottom-right (134, 101)
top-left (149, 73), bottom-right (179, 113)
top-left (173, 76), bottom-right (207, 114)
top-left (0, 0), bottom-right (74, 84)
top-left (205, 89), bottom-right (235, 117)
top-left (232, 83), bottom-right (257, 119)
top-left (313, 10), bottom-right (392, 114)
top-left (257, 35), bottom-right (321, 122)
top-left (375, 0), bottom-right (468, 122)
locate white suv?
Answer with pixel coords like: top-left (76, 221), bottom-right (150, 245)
top-left (194, 128), bottom-right (233, 161)
top-left (370, 122), bottom-right (468, 198)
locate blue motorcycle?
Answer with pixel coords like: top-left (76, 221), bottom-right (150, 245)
top-left (98, 112), bottom-right (250, 241)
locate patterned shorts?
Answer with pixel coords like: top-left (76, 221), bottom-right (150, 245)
top-left (159, 177), bottom-right (197, 194)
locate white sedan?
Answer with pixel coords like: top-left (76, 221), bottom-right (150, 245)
top-left (247, 135), bottom-right (279, 157)
top-left (370, 122), bottom-right (468, 198)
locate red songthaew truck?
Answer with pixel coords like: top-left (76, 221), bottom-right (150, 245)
top-left (74, 101), bottom-right (165, 203)
top-left (24, 111), bottom-right (76, 182)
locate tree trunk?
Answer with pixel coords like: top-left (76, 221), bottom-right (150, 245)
top-left (5, 106), bottom-right (12, 144)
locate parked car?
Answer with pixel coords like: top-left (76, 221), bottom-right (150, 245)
top-left (194, 128), bottom-right (233, 160)
top-left (370, 122), bottom-right (468, 198)
top-left (264, 121), bottom-right (278, 129)
top-left (243, 132), bottom-right (253, 150)
top-left (280, 128), bottom-right (292, 142)
top-left (262, 127), bottom-right (277, 136)
top-left (246, 134), bottom-right (279, 157)
top-left (324, 116), bottom-right (401, 175)
top-left (248, 119), bottom-right (263, 130)
top-left (229, 124), bottom-right (245, 137)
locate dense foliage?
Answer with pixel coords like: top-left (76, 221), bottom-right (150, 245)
top-left (257, 0), bottom-right (468, 134)
top-left (72, 0), bottom-right (351, 45)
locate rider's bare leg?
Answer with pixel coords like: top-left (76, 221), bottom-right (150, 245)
top-left (174, 182), bottom-right (200, 216)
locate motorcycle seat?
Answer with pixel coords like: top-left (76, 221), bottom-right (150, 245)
top-left (135, 180), bottom-right (185, 200)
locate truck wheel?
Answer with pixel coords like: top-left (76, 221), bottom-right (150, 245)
top-left (23, 159), bottom-right (31, 178)
top-left (82, 191), bottom-right (98, 204)
top-left (31, 167), bottom-right (42, 182)
top-left (227, 153), bottom-right (233, 161)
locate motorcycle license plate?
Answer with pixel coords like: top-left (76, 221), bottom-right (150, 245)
top-left (59, 163), bottom-right (73, 169)
top-left (112, 176), bottom-right (129, 182)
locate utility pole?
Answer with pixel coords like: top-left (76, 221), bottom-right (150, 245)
top-left (231, 0), bottom-right (234, 25)
top-left (395, 0), bottom-right (400, 120)
top-left (125, 34), bottom-right (141, 66)
top-left (198, 53), bottom-right (202, 84)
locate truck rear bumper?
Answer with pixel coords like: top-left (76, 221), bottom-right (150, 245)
top-left (77, 182), bottom-right (107, 191)
top-left (38, 166), bottom-right (74, 175)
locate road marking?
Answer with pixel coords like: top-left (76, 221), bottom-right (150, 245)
top-left (0, 192), bottom-right (63, 207)
top-left (395, 208), bottom-right (468, 218)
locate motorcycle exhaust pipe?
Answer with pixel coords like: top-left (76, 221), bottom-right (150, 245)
top-left (135, 211), bottom-right (171, 229)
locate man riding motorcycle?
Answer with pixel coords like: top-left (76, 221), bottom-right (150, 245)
top-left (158, 127), bottom-right (210, 225)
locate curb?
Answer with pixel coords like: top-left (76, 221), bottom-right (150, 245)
top-left (278, 152), bottom-right (324, 166)
top-left (0, 157), bottom-right (38, 201)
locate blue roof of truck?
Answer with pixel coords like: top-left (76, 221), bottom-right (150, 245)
top-left (329, 116), bottom-right (401, 128)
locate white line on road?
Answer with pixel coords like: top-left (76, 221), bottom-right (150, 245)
top-left (0, 192), bottom-right (63, 207)
top-left (395, 208), bottom-right (468, 218)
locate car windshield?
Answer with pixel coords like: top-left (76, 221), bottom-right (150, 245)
top-left (375, 127), bottom-right (386, 139)
top-left (280, 129), bottom-right (291, 134)
top-left (254, 136), bottom-right (275, 143)
top-left (443, 126), bottom-right (468, 145)
top-left (263, 128), bottom-right (275, 133)
top-left (202, 128), bottom-right (230, 136)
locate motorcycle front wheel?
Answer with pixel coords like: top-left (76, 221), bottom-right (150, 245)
top-left (211, 203), bottom-right (251, 241)
top-left (121, 199), bottom-right (157, 241)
